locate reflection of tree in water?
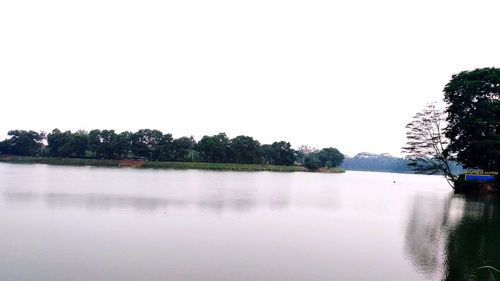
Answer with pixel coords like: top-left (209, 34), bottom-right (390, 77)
top-left (444, 196), bottom-right (500, 281)
top-left (3, 190), bottom-right (279, 213)
top-left (405, 193), bottom-right (500, 281)
top-left (404, 193), bottom-right (452, 280)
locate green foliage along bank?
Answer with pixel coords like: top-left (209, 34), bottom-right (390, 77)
top-left (443, 68), bottom-right (500, 172)
top-left (0, 129), bottom-right (345, 172)
top-left (0, 156), bottom-right (345, 173)
top-left (444, 68), bottom-right (500, 193)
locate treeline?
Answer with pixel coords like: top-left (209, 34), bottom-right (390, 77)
top-left (0, 129), bottom-right (344, 169)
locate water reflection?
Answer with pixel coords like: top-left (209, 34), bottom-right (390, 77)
top-left (44, 193), bottom-right (188, 211)
top-left (404, 194), bottom-right (451, 280)
top-left (3, 192), bottom-right (262, 213)
top-left (405, 193), bottom-right (500, 281)
top-left (4, 164), bottom-right (465, 281)
top-left (2, 192), bottom-right (38, 202)
top-left (444, 195), bottom-right (500, 281)
top-left (1, 166), bottom-right (344, 213)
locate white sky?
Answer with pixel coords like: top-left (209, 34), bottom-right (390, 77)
top-left (1, 0), bottom-right (499, 156)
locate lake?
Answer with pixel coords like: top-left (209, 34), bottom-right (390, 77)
top-left (0, 163), bottom-right (498, 281)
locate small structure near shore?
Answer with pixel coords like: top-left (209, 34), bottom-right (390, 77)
top-left (455, 169), bottom-right (499, 194)
top-left (118, 159), bottom-right (145, 168)
top-left (464, 169), bottom-right (497, 182)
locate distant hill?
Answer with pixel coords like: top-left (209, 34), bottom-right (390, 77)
top-left (341, 152), bottom-right (464, 174)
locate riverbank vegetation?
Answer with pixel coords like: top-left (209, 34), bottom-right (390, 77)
top-left (403, 67), bottom-right (500, 193)
top-left (0, 156), bottom-right (345, 173)
top-left (0, 130), bottom-right (345, 172)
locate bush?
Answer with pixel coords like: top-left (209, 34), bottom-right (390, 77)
top-left (318, 147), bottom-right (344, 167)
top-left (305, 155), bottom-right (322, 171)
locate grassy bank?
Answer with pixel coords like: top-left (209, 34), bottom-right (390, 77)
top-left (0, 156), bottom-right (345, 173)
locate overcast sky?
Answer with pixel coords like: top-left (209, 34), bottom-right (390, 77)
top-left (1, 0), bottom-right (499, 156)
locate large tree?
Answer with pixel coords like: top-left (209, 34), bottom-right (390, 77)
top-left (318, 147), bottom-right (344, 168)
top-left (304, 154), bottom-right (322, 170)
top-left (171, 136), bottom-right (196, 162)
top-left (196, 133), bottom-right (230, 163)
top-left (0, 140), bottom-right (8, 155)
top-left (129, 129), bottom-right (171, 160)
top-left (302, 147), bottom-right (344, 170)
top-left (2, 130), bottom-right (44, 156)
top-left (88, 129), bottom-right (104, 158)
top-left (88, 129), bottom-right (129, 159)
top-left (262, 141), bottom-right (296, 166)
top-left (402, 103), bottom-right (457, 187)
top-left (443, 68), bottom-right (500, 171)
top-left (47, 129), bottom-right (88, 158)
top-left (228, 135), bottom-right (263, 164)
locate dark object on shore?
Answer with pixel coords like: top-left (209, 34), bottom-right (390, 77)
top-left (119, 159), bottom-right (145, 168)
top-left (454, 174), bottom-right (500, 194)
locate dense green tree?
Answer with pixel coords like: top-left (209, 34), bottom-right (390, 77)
top-left (88, 129), bottom-right (103, 158)
top-left (2, 130), bottom-right (44, 156)
top-left (89, 130), bottom-right (129, 159)
top-left (444, 68), bottom-right (500, 171)
top-left (262, 141), bottom-right (296, 165)
top-left (129, 129), bottom-right (169, 160)
top-left (156, 133), bottom-right (174, 161)
top-left (196, 133), bottom-right (230, 163)
top-left (129, 130), bottom-right (150, 159)
top-left (74, 131), bottom-right (86, 157)
top-left (47, 129), bottom-right (88, 158)
top-left (114, 131), bottom-right (133, 159)
top-left (228, 135), bottom-right (263, 164)
top-left (100, 130), bottom-right (118, 159)
top-left (47, 129), bottom-right (69, 157)
top-left (304, 153), bottom-right (322, 170)
top-left (0, 140), bottom-right (8, 155)
top-left (71, 130), bottom-right (89, 158)
top-left (90, 129), bottom-right (167, 160)
top-left (318, 147), bottom-right (344, 167)
top-left (262, 145), bottom-right (273, 163)
top-left (171, 137), bottom-right (196, 162)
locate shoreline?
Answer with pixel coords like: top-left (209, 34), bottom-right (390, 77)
top-left (0, 156), bottom-right (345, 173)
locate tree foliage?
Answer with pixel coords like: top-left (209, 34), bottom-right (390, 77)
top-left (171, 137), bottom-right (197, 162)
top-left (0, 128), bottom-right (344, 169)
top-left (302, 147), bottom-right (344, 170)
top-left (402, 103), bottom-right (457, 187)
top-left (47, 129), bottom-right (88, 158)
top-left (0, 130), bottom-right (44, 156)
top-left (196, 133), bottom-right (230, 163)
top-left (318, 147), bottom-right (344, 168)
top-left (88, 130), bottom-right (131, 159)
top-left (443, 67), bottom-right (500, 171)
top-left (304, 154), bottom-right (322, 170)
top-left (262, 141), bottom-right (296, 166)
top-left (295, 145), bottom-right (318, 165)
top-left (228, 135), bottom-right (262, 164)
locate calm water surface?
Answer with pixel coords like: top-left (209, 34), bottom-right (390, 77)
top-left (0, 163), bottom-right (499, 281)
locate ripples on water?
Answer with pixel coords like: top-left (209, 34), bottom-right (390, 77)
top-left (0, 163), bottom-right (498, 281)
